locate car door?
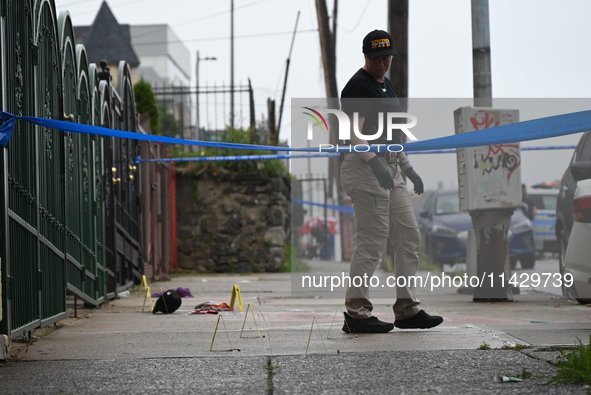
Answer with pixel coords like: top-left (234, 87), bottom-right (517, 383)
top-left (558, 131), bottom-right (591, 242)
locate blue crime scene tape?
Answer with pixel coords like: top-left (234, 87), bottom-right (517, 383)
top-left (293, 199), bottom-right (354, 214)
top-left (0, 111), bottom-right (293, 151)
top-left (135, 153), bottom-right (340, 164)
top-left (401, 110), bottom-right (591, 152)
top-left (1, 109), bottom-right (589, 155)
top-left (135, 145), bottom-right (576, 164)
top-left (136, 145), bottom-right (576, 163)
top-left (408, 145), bottom-right (576, 155)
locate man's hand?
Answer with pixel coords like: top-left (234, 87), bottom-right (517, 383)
top-left (368, 157), bottom-right (394, 190)
top-left (404, 167), bottom-right (424, 195)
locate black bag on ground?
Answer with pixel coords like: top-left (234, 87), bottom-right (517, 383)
top-left (153, 289), bottom-right (182, 314)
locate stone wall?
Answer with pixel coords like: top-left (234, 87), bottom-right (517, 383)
top-left (176, 166), bottom-right (291, 273)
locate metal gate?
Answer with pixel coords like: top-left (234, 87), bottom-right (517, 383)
top-left (105, 62), bottom-right (141, 298)
top-left (0, 0), bottom-right (141, 338)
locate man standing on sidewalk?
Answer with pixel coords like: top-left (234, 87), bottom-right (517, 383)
top-left (340, 29), bottom-right (443, 333)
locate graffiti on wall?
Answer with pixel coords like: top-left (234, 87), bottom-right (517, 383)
top-left (470, 110), bottom-right (521, 180)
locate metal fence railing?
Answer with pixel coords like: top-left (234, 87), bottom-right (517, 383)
top-left (0, 0), bottom-right (144, 339)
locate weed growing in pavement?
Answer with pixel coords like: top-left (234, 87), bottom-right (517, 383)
top-left (281, 243), bottom-right (310, 273)
top-left (478, 342), bottom-right (492, 350)
top-left (545, 335), bottom-right (591, 386)
top-left (501, 344), bottom-right (530, 351)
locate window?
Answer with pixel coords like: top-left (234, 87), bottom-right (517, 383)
top-left (530, 194), bottom-right (558, 210)
top-left (435, 193), bottom-right (460, 215)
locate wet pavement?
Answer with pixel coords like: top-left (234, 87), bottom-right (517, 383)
top-left (1, 259), bottom-right (590, 394)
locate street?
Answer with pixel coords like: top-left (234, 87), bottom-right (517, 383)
top-left (1, 255), bottom-right (590, 394)
top-left (516, 255), bottom-right (562, 297)
top-left (441, 254), bottom-right (563, 297)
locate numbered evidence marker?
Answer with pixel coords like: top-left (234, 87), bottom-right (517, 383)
top-left (229, 284), bottom-right (244, 311)
top-left (140, 275), bottom-right (154, 313)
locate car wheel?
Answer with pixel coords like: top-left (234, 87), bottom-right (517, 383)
top-left (573, 293), bottom-right (591, 305)
top-left (566, 281), bottom-right (591, 305)
top-left (520, 255), bottom-right (535, 270)
top-left (558, 232), bottom-right (570, 298)
top-left (557, 227), bottom-right (591, 304)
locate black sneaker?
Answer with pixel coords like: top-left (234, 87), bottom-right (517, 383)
top-left (394, 310), bottom-right (443, 329)
top-left (342, 312), bottom-right (394, 333)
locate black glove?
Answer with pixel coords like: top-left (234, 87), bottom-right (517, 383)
top-left (367, 156), bottom-right (394, 190)
top-left (404, 167), bottom-right (424, 195)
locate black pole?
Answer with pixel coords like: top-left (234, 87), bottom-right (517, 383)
top-left (230, 0), bottom-right (235, 131)
top-left (323, 178), bottom-right (328, 260)
top-left (248, 78), bottom-right (255, 131)
top-left (277, 11), bottom-right (300, 138)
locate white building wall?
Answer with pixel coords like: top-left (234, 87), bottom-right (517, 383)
top-left (130, 25), bottom-right (190, 85)
top-left (130, 24), bottom-right (192, 130)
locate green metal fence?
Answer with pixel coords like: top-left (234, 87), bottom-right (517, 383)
top-left (0, 0), bottom-right (141, 339)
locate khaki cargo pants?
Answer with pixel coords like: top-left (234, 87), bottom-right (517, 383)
top-left (340, 153), bottom-right (421, 320)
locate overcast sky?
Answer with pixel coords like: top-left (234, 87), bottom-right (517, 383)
top-left (52, 0), bottom-right (591, 190)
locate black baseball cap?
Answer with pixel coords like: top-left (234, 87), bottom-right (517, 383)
top-left (362, 30), bottom-right (397, 58)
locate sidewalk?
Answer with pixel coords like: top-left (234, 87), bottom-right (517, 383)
top-left (1, 259), bottom-right (590, 394)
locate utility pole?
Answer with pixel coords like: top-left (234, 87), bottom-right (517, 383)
top-left (277, 11), bottom-right (300, 141)
top-left (470, 0), bottom-right (511, 302)
top-left (315, 0), bottom-right (338, 102)
top-left (471, 0), bottom-right (492, 107)
top-left (315, 0), bottom-right (339, 200)
top-left (267, 98), bottom-right (276, 145)
top-left (230, 0), bottom-right (235, 132)
top-left (388, 0), bottom-right (408, 110)
top-left (385, 0), bottom-right (409, 272)
top-left (195, 51), bottom-right (217, 145)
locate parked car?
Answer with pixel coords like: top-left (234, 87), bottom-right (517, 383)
top-left (527, 186), bottom-right (559, 254)
top-left (417, 189), bottom-right (536, 268)
top-left (556, 130), bottom-right (591, 303)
